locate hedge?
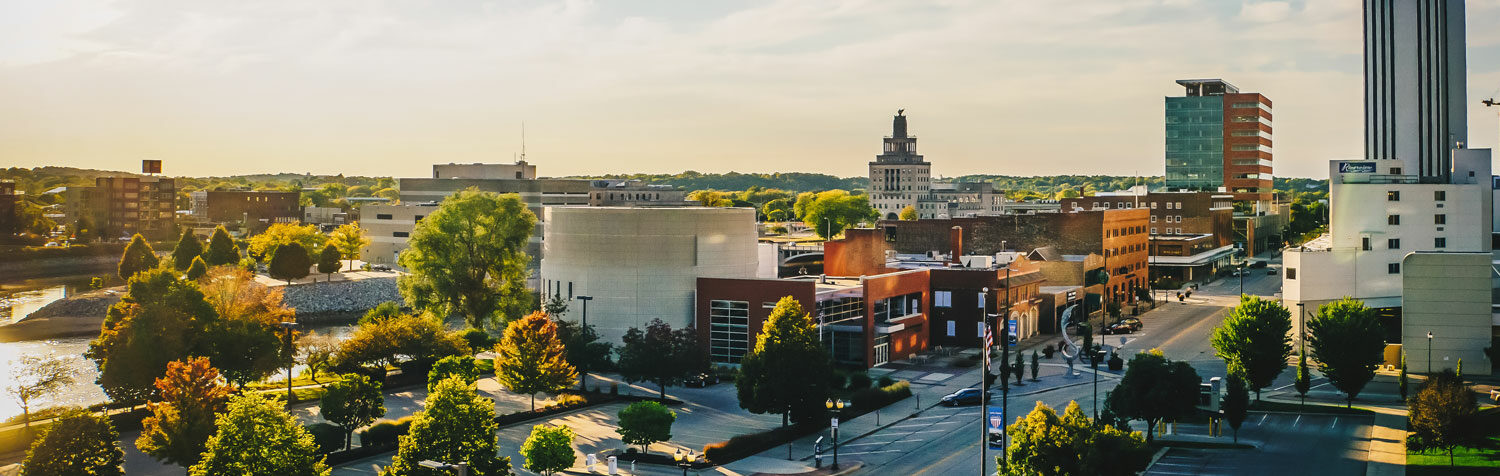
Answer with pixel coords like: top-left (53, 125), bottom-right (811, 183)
top-left (849, 381), bottom-right (911, 413)
top-left (358, 415), bottom-right (415, 448)
top-left (306, 422), bottom-right (344, 454)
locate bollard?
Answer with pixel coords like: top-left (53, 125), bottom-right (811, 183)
top-left (586, 454), bottom-right (597, 470)
top-left (876, 408), bottom-right (881, 425)
top-left (607, 456), bottom-right (618, 475)
top-left (630, 460), bottom-right (636, 472)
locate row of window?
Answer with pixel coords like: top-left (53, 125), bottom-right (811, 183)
top-left (1387, 190), bottom-right (1448, 201)
top-left (1152, 227), bottom-right (1184, 235)
top-left (1385, 214), bottom-right (1445, 225)
top-left (1151, 215), bottom-right (1186, 223)
top-left (1361, 236), bottom-right (1448, 250)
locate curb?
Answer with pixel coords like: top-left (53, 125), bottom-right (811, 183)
top-left (1142, 447), bottom-right (1170, 472)
top-left (751, 461), bottom-right (865, 476)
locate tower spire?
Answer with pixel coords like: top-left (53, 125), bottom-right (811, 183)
top-left (520, 121), bottom-right (527, 162)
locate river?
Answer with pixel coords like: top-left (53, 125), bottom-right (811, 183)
top-left (0, 274), bottom-right (357, 424)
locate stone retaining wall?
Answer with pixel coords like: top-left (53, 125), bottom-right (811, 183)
top-left (277, 276), bottom-right (403, 321)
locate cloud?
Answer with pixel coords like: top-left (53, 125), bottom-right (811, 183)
top-left (1238, 1), bottom-right (1292, 23)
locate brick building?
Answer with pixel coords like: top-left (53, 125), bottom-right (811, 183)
top-left (91, 176), bottom-right (176, 240)
top-left (189, 190), bottom-right (301, 233)
top-left (1062, 190), bottom-right (1237, 282)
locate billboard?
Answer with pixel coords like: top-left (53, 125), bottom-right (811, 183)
top-left (142, 159), bottom-right (162, 175)
top-left (1337, 161), bottom-right (1376, 174)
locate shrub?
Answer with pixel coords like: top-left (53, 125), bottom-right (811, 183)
top-left (847, 372), bottom-right (872, 390)
top-left (475, 359), bottom-right (495, 375)
top-left (877, 375), bottom-right (895, 388)
top-left (358, 416), bottom-right (415, 448)
top-left (555, 394), bottom-right (587, 407)
top-left (827, 369), bottom-right (848, 390)
top-left (305, 422), bottom-right (344, 454)
top-left (703, 424), bottom-right (812, 464)
top-left (460, 328), bottom-right (494, 350)
top-left (849, 380), bottom-right (911, 411)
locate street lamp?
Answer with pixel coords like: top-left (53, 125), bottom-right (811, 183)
top-left (825, 398), bottom-right (846, 470)
top-left (575, 295), bottom-right (592, 328)
top-left (673, 449), bottom-right (699, 476)
top-left (418, 460), bottom-right (468, 476)
top-left (1427, 332), bottom-right (1434, 374)
top-left (1296, 302), bottom-right (1305, 355)
top-left (277, 321), bottom-right (300, 404)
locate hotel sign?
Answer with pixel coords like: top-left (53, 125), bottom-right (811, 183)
top-left (1338, 162), bottom-right (1376, 174)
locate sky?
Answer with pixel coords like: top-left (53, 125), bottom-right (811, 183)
top-left (1, 0), bottom-right (1498, 180)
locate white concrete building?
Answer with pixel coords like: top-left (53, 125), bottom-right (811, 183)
top-left (1364, 0), bottom-right (1467, 179)
top-left (539, 207), bottom-right (759, 344)
top-left (432, 160), bottom-right (537, 180)
top-left (1402, 252), bottom-right (1493, 375)
top-left (868, 110), bottom-right (931, 219)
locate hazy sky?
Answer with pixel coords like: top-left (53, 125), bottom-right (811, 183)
top-left (2, 0), bottom-right (1499, 180)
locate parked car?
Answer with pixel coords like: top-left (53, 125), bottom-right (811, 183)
top-left (1248, 260), bottom-right (1269, 269)
top-left (1230, 269), bottom-right (1244, 277)
top-left (371, 264), bottom-right (392, 272)
top-left (1102, 323), bottom-right (1134, 335)
top-left (684, 373), bottom-right (719, 388)
top-left (1267, 268), bottom-right (1278, 275)
top-left (1118, 317), bottom-right (1143, 331)
top-left (940, 388), bottom-right (990, 407)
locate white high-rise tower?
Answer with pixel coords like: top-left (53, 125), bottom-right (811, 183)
top-left (1363, 0), bottom-right (1467, 180)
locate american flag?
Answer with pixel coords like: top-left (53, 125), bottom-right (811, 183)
top-left (982, 324), bottom-right (992, 368)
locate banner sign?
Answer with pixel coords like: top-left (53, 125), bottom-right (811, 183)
top-left (1338, 161), bottom-right (1376, 174)
top-left (987, 406), bottom-right (1005, 449)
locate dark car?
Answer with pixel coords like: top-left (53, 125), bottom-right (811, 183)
top-left (1267, 268), bottom-right (1278, 275)
top-left (940, 388), bottom-right (990, 406)
top-left (684, 373), bottom-right (719, 388)
top-left (1102, 323), bottom-right (1134, 335)
top-left (1118, 317), bottom-right (1143, 331)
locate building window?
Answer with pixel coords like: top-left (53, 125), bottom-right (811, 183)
top-left (1387, 215), bottom-right (1400, 225)
top-left (1434, 237), bottom-right (1446, 248)
top-left (946, 320), bottom-right (955, 337)
top-left (1286, 268), bottom-right (1296, 280)
top-left (1387, 238), bottom-right (1400, 249)
top-left (934, 291), bottom-right (952, 307)
top-left (709, 300), bottom-right (750, 364)
top-left (393, 231), bottom-right (409, 238)
top-left (1150, 227), bottom-right (1157, 234)
top-left (375, 214), bottom-right (393, 220)
top-left (1362, 237), bottom-right (1371, 251)
top-left (1387, 191), bottom-right (1400, 201)
top-left (976, 292), bottom-right (985, 309)
top-left (1434, 190), bottom-right (1446, 201)
top-left (1434, 214), bottom-right (1446, 225)
top-left (1388, 263), bottom-right (1400, 274)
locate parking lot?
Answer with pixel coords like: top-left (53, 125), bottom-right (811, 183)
top-left (1145, 412), bottom-right (1373, 476)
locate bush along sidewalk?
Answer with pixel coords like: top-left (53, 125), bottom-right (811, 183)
top-left (701, 380), bottom-right (913, 464)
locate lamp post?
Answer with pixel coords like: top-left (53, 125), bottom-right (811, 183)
top-left (673, 449), bottom-right (699, 476)
top-left (1238, 262), bottom-right (1245, 297)
top-left (277, 321), bottom-right (300, 404)
top-left (575, 295), bottom-right (592, 328)
top-left (1296, 302), bottom-right (1305, 355)
top-left (1427, 332), bottom-right (1434, 374)
top-left (418, 460), bottom-right (468, 476)
top-left (825, 398), bottom-right (846, 470)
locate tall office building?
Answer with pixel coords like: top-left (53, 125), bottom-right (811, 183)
top-left (1363, 0), bottom-right (1467, 180)
top-left (868, 111), bottom-right (931, 219)
top-left (1164, 79), bottom-right (1273, 203)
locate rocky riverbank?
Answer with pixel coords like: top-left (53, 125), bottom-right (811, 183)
top-left (0, 275), bottom-right (402, 341)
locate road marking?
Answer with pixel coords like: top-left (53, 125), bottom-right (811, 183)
top-left (843, 440), bottom-right (914, 447)
top-left (1258, 414), bottom-right (1267, 425)
top-left (906, 415), bottom-right (950, 420)
top-left (1332, 417), bottom-right (1338, 429)
top-left (1292, 415), bottom-right (1300, 428)
top-left (886, 421), bottom-right (957, 429)
top-left (834, 449), bottom-right (905, 456)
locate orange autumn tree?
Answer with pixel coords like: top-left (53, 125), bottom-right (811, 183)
top-left (137, 357), bottom-right (233, 469)
top-left (494, 311), bottom-right (576, 411)
top-left (197, 267), bottom-right (295, 387)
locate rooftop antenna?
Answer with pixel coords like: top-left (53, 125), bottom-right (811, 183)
top-left (519, 122), bottom-right (527, 163)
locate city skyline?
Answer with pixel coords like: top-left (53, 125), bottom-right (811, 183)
top-left (2, 0), bottom-right (1500, 180)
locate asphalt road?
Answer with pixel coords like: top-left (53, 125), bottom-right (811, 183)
top-left (1147, 413), bottom-right (1372, 476)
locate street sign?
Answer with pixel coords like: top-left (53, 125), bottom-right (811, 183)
top-left (987, 406), bottom-right (1005, 449)
top-left (830, 417), bottom-right (838, 429)
top-left (1008, 319), bottom-right (1018, 337)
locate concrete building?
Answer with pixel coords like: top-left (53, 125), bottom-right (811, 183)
top-left (1402, 252), bottom-right (1492, 375)
top-left (541, 207), bottom-right (759, 345)
top-left (587, 180), bottom-right (692, 207)
top-left (868, 110), bottom-right (931, 219)
top-left (1063, 190), bottom-right (1236, 282)
top-left (433, 161), bottom-right (537, 180)
top-left (1165, 79), bottom-right (1274, 203)
top-left (189, 190), bottom-right (301, 233)
top-left (91, 176), bottom-right (176, 240)
top-left (302, 206), bottom-right (351, 228)
top-left (359, 202), bottom-right (438, 265)
top-left (1364, 0), bottom-right (1467, 180)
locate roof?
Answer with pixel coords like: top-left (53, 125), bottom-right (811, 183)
top-left (1028, 246), bottom-right (1063, 262)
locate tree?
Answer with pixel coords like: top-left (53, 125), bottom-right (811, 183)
top-left (327, 223), bottom-right (369, 268)
top-left (1221, 375), bottom-right (1249, 443)
top-left (1030, 351), bottom-right (1040, 382)
top-left (73, 215), bottom-right (97, 243)
top-left (428, 355), bottom-right (480, 392)
top-left (1013, 349), bottom-right (1025, 385)
top-left (317, 244), bottom-right (341, 279)
top-left (383, 376), bottom-right (510, 476)
top-left (494, 311), bottom-right (576, 411)
top-left (618, 318), bottom-right (705, 400)
top-left (398, 190), bottom-right (536, 329)
top-left (1104, 350), bottom-right (1200, 443)
top-left (197, 267), bottom-right (293, 387)
top-left (1398, 353), bottom-right (1409, 401)
top-left (137, 357), bottom-right (233, 469)
top-left (521, 424), bottom-right (575, 476)
top-left (298, 331), bottom-right (341, 384)
top-left (1295, 350), bottom-right (1312, 406)
top-left (761, 198), bottom-right (792, 222)
top-left (186, 256), bottom-right (208, 280)
top-left (687, 190), bottom-right (734, 207)
top-left (616, 400), bottom-right (676, 454)
top-left (20, 410), bottom-right (125, 476)
top-left (803, 191), bottom-right (879, 239)
top-left (171, 229), bottom-right (204, 271)
top-left (118, 234), bottom-right (160, 280)
top-left (1407, 370), bottom-right (1486, 466)
top-left (203, 226), bottom-right (238, 266)
top-left (554, 318), bottom-right (613, 391)
top-left (269, 243), bottom-right (312, 284)
top-left (6, 355), bottom-right (73, 428)
top-left (190, 392), bottom-right (331, 476)
top-left (898, 205), bottom-right (918, 220)
top-left (333, 312), bottom-right (469, 372)
top-left (1002, 401), bottom-right (1150, 476)
top-left (1210, 295), bottom-right (1293, 400)
top-left (1306, 298), bottom-right (1385, 407)
top-left (791, 191), bottom-right (817, 221)
top-left (247, 223), bottom-right (326, 263)
top-left (87, 268), bottom-right (217, 403)
top-left (542, 294), bottom-right (569, 316)
top-left (320, 374), bottom-right (386, 450)
top-left (735, 297), bottom-right (834, 426)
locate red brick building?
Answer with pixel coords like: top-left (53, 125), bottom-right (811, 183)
top-left (93, 176), bottom-right (176, 240)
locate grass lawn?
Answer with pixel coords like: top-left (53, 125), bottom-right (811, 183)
top-left (1407, 437), bottom-right (1500, 475)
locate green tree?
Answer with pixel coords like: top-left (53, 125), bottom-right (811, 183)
top-left (118, 234), bottom-right (160, 280)
top-left (1002, 401), bottom-right (1150, 476)
top-left (1306, 298), bottom-right (1385, 407)
top-left (333, 312), bottom-right (469, 371)
top-left (87, 268), bottom-right (216, 403)
top-left (203, 226), bottom-right (238, 266)
top-left (137, 357), bottom-right (233, 469)
top-left (618, 319), bottom-right (705, 400)
top-left (521, 424), bottom-right (575, 476)
top-left (687, 190), bottom-right (734, 207)
top-left (427, 355), bottom-right (480, 392)
top-left (898, 205), bottom-right (918, 220)
top-left (327, 223), bottom-right (370, 268)
top-left (398, 189), bottom-right (536, 329)
top-left (735, 297), bottom-right (834, 426)
top-left (1406, 370), bottom-right (1485, 466)
top-left (298, 331), bottom-right (341, 385)
top-left (320, 374), bottom-right (386, 450)
top-left (196, 267), bottom-right (293, 387)
top-left (247, 223), bottom-right (326, 262)
top-left (1104, 350), bottom-right (1200, 443)
top-left (171, 229), bottom-right (204, 271)
top-left (495, 311), bottom-right (576, 411)
top-left (72, 215), bottom-right (97, 243)
top-left (269, 243), bottom-right (312, 284)
top-left (6, 355), bottom-right (73, 428)
top-left (791, 191), bottom-right (817, 221)
top-left (185, 256), bottom-right (208, 280)
top-left (190, 392), bottom-right (331, 476)
top-left (1013, 349), bottom-right (1025, 385)
top-left (1030, 351), bottom-right (1040, 382)
top-left (804, 191), bottom-right (878, 239)
top-left (384, 376), bottom-right (510, 476)
top-left (317, 244), bottom-right (341, 279)
top-left (616, 400), bottom-right (676, 454)
top-left (1295, 350), bottom-right (1312, 406)
top-left (553, 318), bottom-right (613, 391)
top-left (1221, 375), bottom-right (1249, 443)
top-left (761, 198), bottom-right (792, 222)
top-left (20, 410), bottom-right (125, 476)
top-left (1398, 353), bottom-right (1409, 401)
top-left (1210, 295), bottom-right (1293, 400)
